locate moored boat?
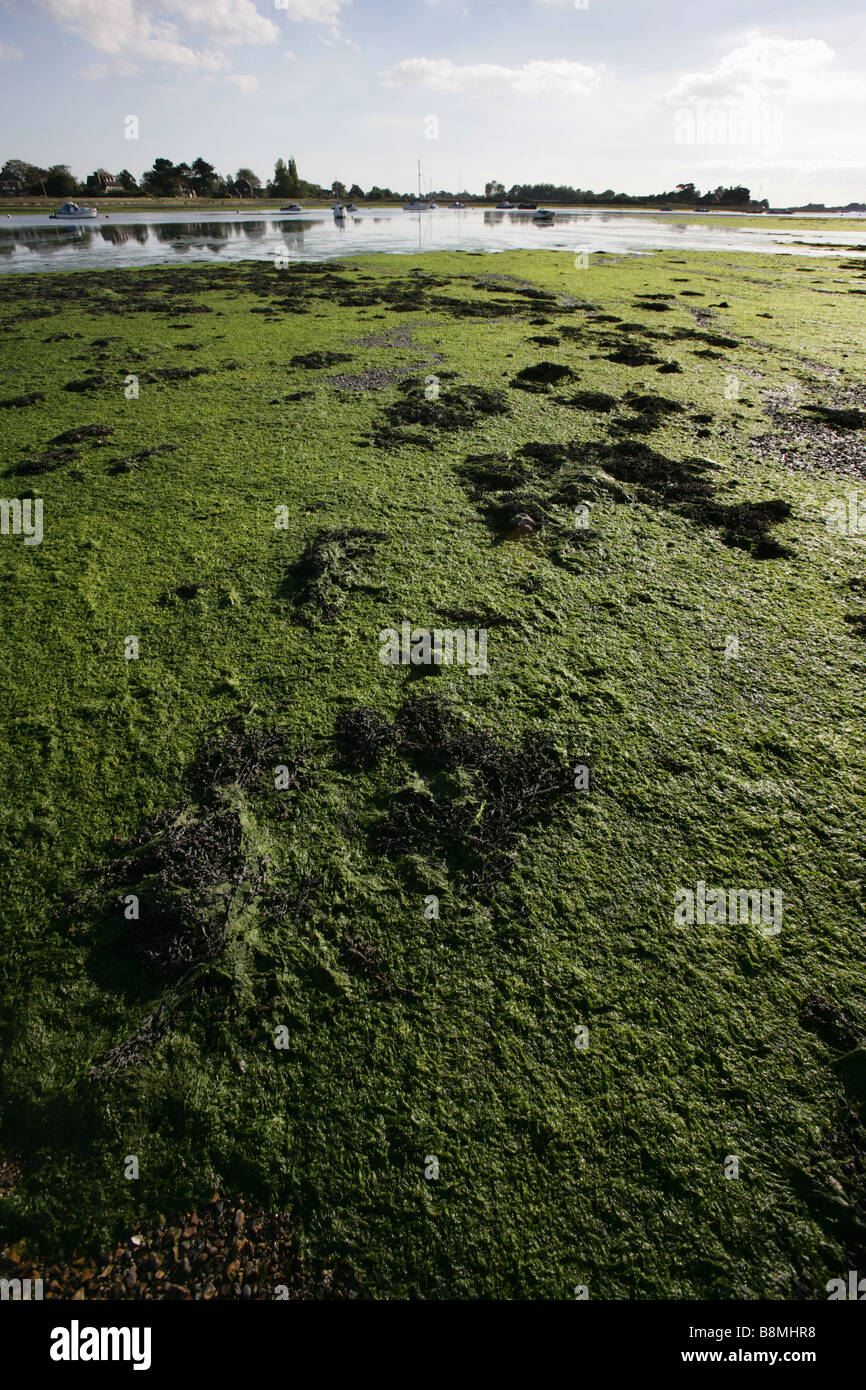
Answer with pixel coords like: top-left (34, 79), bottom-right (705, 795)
top-left (49, 201), bottom-right (98, 220)
top-left (280, 202), bottom-right (303, 212)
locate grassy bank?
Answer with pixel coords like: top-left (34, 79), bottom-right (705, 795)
top-left (1, 245), bottom-right (865, 1299)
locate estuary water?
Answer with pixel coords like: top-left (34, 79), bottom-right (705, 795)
top-left (1, 206), bottom-right (863, 275)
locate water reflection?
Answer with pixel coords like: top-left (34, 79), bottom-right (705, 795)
top-left (0, 208), bottom-right (861, 274)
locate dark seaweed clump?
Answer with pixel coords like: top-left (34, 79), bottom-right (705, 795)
top-left (13, 423), bottom-right (116, 475)
top-left (511, 362), bottom-right (576, 393)
top-left (561, 390), bottom-right (618, 413)
top-left (805, 406), bottom-right (866, 431)
top-left (334, 695), bottom-right (577, 889)
top-left (333, 706), bottom-right (397, 769)
top-left (14, 446), bottom-right (77, 476)
top-left (286, 527), bottom-right (387, 622)
top-left (80, 719), bottom-right (315, 1078)
top-left (110, 807), bottom-right (252, 979)
top-left (605, 342), bottom-right (663, 367)
top-left (452, 433), bottom-right (793, 560)
top-left (192, 718), bottom-right (312, 799)
top-left (0, 391), bottom-right (45, 408)
top-left (51, 424), bottom-right (114, 444)
top-left (378, 378), bottom-right (506, 434)
top-left (290, 351), bottom-right (353, 369)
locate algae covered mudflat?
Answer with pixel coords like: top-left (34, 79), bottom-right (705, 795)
top-left (1, 247), bottom-right (865, 1298)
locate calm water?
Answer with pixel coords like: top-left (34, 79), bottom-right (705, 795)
top-left (1, 206), bottom-right (864, 274)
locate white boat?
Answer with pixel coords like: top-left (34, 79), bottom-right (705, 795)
top-left (496, 201), bottom-right (516, 209)
top-left (49, 201), bottom-right (98, 220)
top-left (333, 204), bottom-right (347, 217)
top-left (280, 202), bottom-right (302, 212)
top-left (449, 201), bottom-right (465, 209)
top-left (533, 208), bottom-right (555, 222)
top-left (345, 203), bottom-right (359, 212)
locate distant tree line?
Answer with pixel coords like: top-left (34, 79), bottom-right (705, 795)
top-left (5, 157), bottom-right (858, 210)
top-left (0, 156), bottom-right (310, 199)
top-left (487, 178), bottom-right (769, 210)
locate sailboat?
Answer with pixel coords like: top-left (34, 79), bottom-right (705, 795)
top-left (404, 160), bottom-right (436, 211)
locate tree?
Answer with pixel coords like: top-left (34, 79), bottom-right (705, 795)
top-left (348, 183), bottom-right (364, 201)
top-left (191, 157), bottom-right (216, 196)
top-left (1, 159), bottom-right (33, 183)
top-left (236, 167), bottom-right (261, 189)
top-left (485, 179), bottom-right (505, 199)
top-left (116, 169), bottom-right (139, 192)
top-left (286, 157), bottom-right (299, 195)
top-left (1, 159), bottom-right (48, 194)
top-left (719, 184), bottom-right (750, 206)
top-left (270, 158), bottom-right (293, 197)
top-left (43, 164), bottom-right (77, 196)
top-left (331, 180), bottom-right (347, 201)
top-left (142, 158), bottom-right (180, 196)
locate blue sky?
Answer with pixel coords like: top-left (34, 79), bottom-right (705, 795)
top-left (0, 0), bottom-right (864, 201)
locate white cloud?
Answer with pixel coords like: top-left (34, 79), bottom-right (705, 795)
top-left (380, 57), bottom-right (604, 97)
top-left (273, 0), bottom-right (351, 27)
top-left (34, 0), bottom-right (278, 73)
top-left (284, 48), bottom-right (296, 59)
top-left (0, 43), bottom-right (24, 62)
top-left (665, 33), bottom-right (866, 107)
top-left (152, 0), bottom-right (278, 45)
top-left (227, 72), bottom-right (259, 91)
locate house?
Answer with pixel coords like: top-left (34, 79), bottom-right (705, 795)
top-left (0, 179), bottom-right (24, 197)
top-left (85, 171), bottom-right (120, 193)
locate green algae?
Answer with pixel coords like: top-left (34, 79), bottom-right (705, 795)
top-left (1, 246), bottom-right (865, 1299)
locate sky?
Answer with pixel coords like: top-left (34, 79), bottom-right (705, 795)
top-left (0, 0), bottom-right (864, 203)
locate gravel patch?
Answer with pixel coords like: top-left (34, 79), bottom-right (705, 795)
top-left (0, 1193), bottom-right (360, 1301)
top-left (752, 384), bottom-right (866, 481)
top-left (327, 365), bottom-right (422, 392)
